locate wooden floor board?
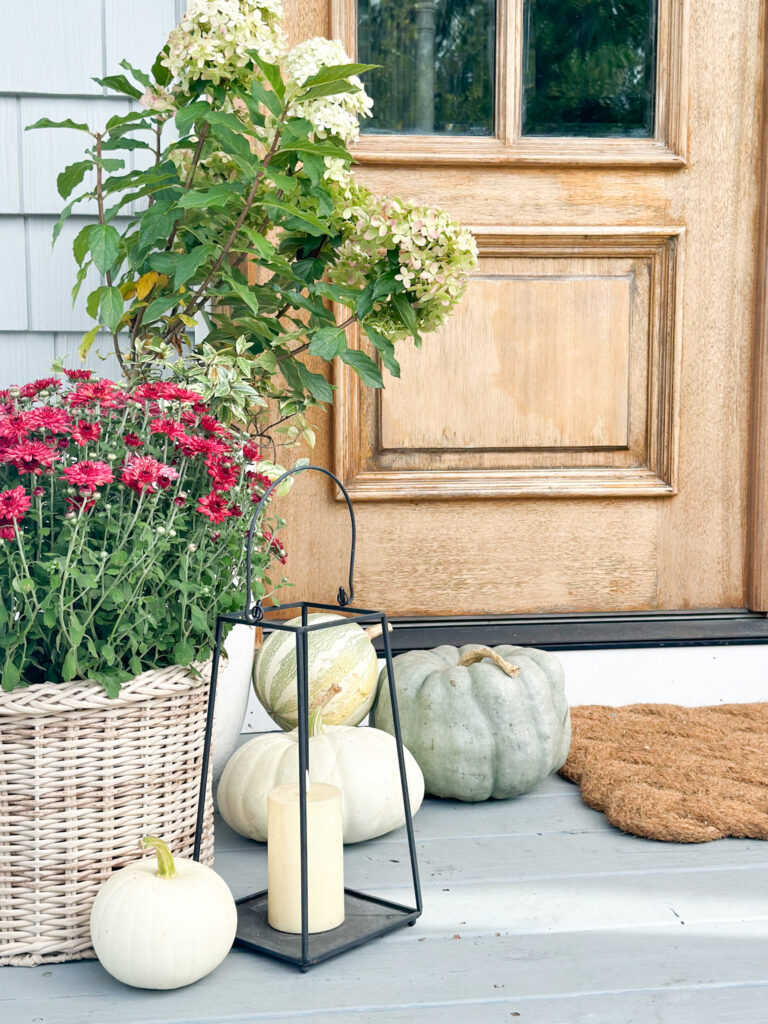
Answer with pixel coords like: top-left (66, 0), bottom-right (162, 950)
top-left (3, 771), bottom-right (767, 1024)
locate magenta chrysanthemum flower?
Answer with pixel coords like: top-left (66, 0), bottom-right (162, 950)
top-left (196, 491), bottom-right (231, 523)
top-left (19, 377), bottom-right (60, 398)
top-left (150, 417), bottom-right (187, 441)
top-left (0, 486), bottom-right (31, 522)
top-left (121, 456), bottom-right (173, 493)
top-left (123, 432), bottom-right (144, 449)
top-left (206, 459), bottom-right (239, 491)
top-left (178, 434), bottom-right (230, 458)
top-left (61, 460), bottom-right (114, 493)
top-left (263, 529), bottom-right (287, 564)
top-left (25, 407), bottom-right (73, 434)
top-left (71, 419), bottom-right (101, 446)
top-left (199, 415), bottom-right (229, 436)
top-left (66, 380), bottom-right (121, 408)
top-left (2, 441), bottom-right (59, 474)
top-left (157, 465), bottom-right (180, 490)
top-left (63, 368), bottom-right (92, 381)
top-left (0, 413), bottom-right (28, 441)
top-left (133, 382), bottom-right (201, 404)
top-left (248, 471), bottom-right (274, 496)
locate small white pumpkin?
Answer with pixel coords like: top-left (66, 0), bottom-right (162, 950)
top-left (252, 613), bottom-right (382, 729)
top-left (90, 836), bottom-right (237, 990)
top-left (218, 688), bottom-right (425, 844)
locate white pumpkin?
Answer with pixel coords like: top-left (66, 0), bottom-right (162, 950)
top-left (252, 613), bottom-right (381, 729)
top-left (90, 836), bottom-right (237, 990)
top-left (217, 725), bottom-right (425, 845)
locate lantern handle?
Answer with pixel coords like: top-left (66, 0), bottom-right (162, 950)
top-left (244, 464), bottom-right (356, 623)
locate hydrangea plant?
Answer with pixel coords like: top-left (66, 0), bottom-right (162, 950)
top-left (28, 0), bottom-right (478, 448)
top-left (7, 0), bottom-right (478, 693)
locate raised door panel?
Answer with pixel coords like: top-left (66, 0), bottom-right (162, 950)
top-left (336, 228), bottom-right (682, 498)
top-left (380, 275), bottom-right (633, 450)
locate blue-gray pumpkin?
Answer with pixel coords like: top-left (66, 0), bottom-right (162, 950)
top-left (371, 644), bottom-right (571, 802)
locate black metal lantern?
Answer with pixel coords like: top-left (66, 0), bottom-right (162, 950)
top-left (192, 465), bottom-right (423, 970)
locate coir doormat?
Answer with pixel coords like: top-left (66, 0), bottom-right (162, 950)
top-left (559, 703), bottom-right (768, 842)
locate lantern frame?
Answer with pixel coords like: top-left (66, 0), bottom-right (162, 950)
top-left (192, 465), bottom-right (423, 970)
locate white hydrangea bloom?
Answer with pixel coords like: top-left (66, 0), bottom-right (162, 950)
top-left (285, 37), bottom-right (373, 146)
top-left (164, 0), bottom-right (286, 94)
top-left (322, 157), bottom-right (353, 187)
top-left (329, 185), bottom-right (478, 341)
top-left (139, 86), bottom-right (175, 113)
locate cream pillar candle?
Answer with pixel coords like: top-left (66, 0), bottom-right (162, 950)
top-left (267, 781), bottom-right (345, 934)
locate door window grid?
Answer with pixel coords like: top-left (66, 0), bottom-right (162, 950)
top-left (333, 0), bottom-right (687, 165)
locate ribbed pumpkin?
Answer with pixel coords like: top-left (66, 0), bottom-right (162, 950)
top-left (217, 685), bottom-right (425, 844)
top-left (252, 613), bottom-right (380, 730)
top-left (371, 644), bottom-right (571, 802)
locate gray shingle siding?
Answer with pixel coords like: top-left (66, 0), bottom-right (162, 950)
top-left (0, 0), bottom-right (183, 387)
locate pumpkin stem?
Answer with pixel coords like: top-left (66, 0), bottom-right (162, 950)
top-left (308, 683), bottom-right (342, 737)
top-left (364, 622), bottom-right (393, 641)
top-left (142, 835), bottom-right (178, 879)
top-left (457, 646), bottom-right (520, 677)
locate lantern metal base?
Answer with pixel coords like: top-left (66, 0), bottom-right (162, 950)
top-left (234, 889), bottom-right (420, 971)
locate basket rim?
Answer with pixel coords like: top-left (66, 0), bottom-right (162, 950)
top-left (0, 661), bottom-right (211, 717)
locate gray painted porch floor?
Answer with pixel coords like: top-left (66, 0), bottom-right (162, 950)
top-left (3, 765), bottom-right (768, 1024)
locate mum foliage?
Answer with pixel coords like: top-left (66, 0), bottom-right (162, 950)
top-left (0, 373), bottom-right (286, 694)
top-left (28, 0), bottom-right (478, 440)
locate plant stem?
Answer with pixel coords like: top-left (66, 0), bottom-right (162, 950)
top-left (164, 123), bottom-right (210, 252)
top-left (142, 836), bottom-right (177, 878)
top-left (275, 313), bottom-right (358, 364)
top-left (95, 133), bottom-right (126, 375)
top-left (181, 112), bottom-right (289, 320)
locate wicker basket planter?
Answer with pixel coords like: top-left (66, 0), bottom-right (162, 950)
top-left (0, 664), bottom-right (214, 966)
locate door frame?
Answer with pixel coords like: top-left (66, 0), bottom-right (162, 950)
top-left (748, 0), bottom-right (768, 611)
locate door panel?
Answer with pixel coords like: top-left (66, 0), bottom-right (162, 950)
top-left (336, 228), bottom-right (681, 498)
top-left (278, 0), bottom-right (762, 616)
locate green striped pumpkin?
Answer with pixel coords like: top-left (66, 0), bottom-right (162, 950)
top-left (252, 613), bottom-right (379, 730)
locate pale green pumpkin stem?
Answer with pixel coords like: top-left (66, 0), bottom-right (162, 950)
top-left (457, 647), bottom-right (520, 678)
top-left (142, 836), bottom-right (178, 879)
top-left (308, 683), bottom-right (342, 737)
top-left (364, 622), bottom-right (393, 641)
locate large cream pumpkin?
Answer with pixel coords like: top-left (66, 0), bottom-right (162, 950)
top-left (217, 724), bottom-right (425, 844)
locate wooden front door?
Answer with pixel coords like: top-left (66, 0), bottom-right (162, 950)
top-left (280, 0), bottom-right (768, 617)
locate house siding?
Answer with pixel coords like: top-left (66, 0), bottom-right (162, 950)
top-left (0, 0), bottom-right (185, 387)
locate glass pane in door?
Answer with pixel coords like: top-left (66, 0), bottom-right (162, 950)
top-left (522, 0), bottom-right (657, 137)
top-left (358, 0), bottom-right (496, 135)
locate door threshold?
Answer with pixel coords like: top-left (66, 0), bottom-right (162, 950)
top-left (374, 608), bottom-right (768, 654)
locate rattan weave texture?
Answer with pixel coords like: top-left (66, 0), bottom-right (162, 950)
top-left (0, 664), bottom-right (214, 966)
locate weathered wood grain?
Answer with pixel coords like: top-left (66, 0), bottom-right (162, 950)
top-left (281, 0), bottom-right (761, 616)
